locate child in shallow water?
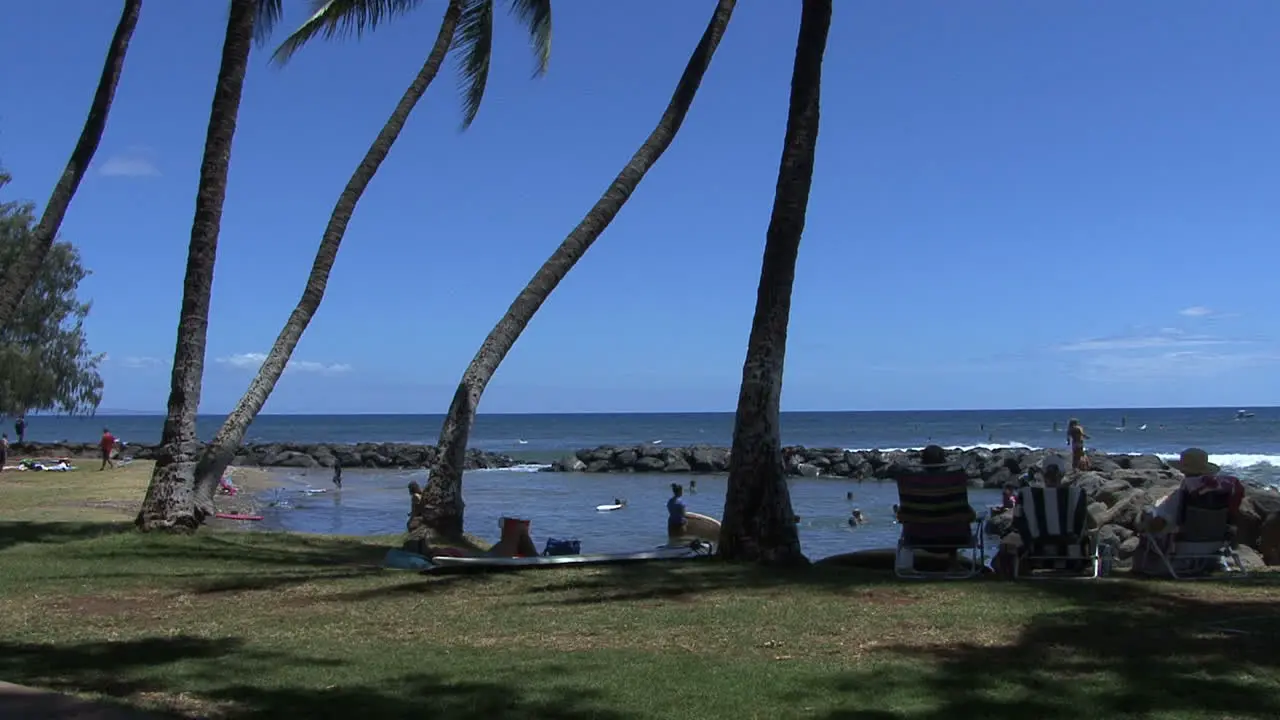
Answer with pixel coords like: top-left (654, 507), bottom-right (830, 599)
top-left (992, 484), bottom-right (1017, 513)
top-left (848, 508), bottom-right (866, 527)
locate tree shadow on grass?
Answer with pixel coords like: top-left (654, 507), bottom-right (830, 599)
top-left (338, 558), bottom-right (896, 605)
top-left (0, 520), bottom-right (133, 552)
top-left (131, 535), bottom-right (391, 595)
top-left (37, 531), bottom-right (395, 594)
top-left (0, 635), bottom-right (638, 720)
top-left (799, 578), bottom-right (1280, 719)
top-left (208, 671), bottom-right (638, 720)
top-left (0, 636), bottom-right (247, 700)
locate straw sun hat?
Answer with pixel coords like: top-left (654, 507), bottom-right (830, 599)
top-left (1040, 454), bottom-right (1068, 474)
top-left (919, 444), bottom-right (952, 468)
top-left (1169, 447), bottom-right (1220, 476)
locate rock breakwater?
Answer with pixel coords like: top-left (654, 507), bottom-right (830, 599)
top-left (552, 444), bottom-right (1280, 568)
top-left (13, 441), bottom-right (517, 471)
top-left (551, 444), bottom-right (1186, 489)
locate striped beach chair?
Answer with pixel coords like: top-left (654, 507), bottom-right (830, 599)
top-left (1140, 485), bottom-right (1247, 579)
top-left (1012, 486), bottom-right (1101, 579)
top-left (894, 471), bottom-right (984, 579)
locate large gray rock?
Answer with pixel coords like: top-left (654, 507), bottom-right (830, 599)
top-left (1235, 545), bottom-right (1268, 572)
top-left (1237, 488), bottom-right (1280, 550)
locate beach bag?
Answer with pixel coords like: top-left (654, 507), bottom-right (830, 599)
top-left (543, 538), bottom-right (581, 556)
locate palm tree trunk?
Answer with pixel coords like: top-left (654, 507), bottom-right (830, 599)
top-left (190, 0), bottom-right (465, 513)
top-left (0, 0), bottom-right (141, 330)
top-left (717, 0), bottom-right (830, 566)
top-left (412, 0), bottom-right (739, 542)
top-left (136, 0), bottom-right (258, 532)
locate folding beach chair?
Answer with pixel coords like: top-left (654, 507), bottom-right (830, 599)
top-left (1012, 486), bottom-right (1102, 579)
top-left (894, 471), bottom-right (985, 579)
top-left (1141, 486), bottom-right (1247, 580)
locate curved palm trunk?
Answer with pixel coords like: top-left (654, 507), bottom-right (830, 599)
top-left (718, 0), bottom-right (830, 566)
top-left (189, 0), bottom-right (465, 514)
top-left (136, 0), bottom-right (258, 532)
top-left (0, 0), bottom-right (141, 330)
top-left (412, 0), bottom-right (738, 541)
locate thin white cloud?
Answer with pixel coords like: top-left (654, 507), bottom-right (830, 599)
top-left (118, 356), bottom-right (164, 369)
top-left (1056, 324), bottom-right (1277, 382)
top-left (1074, 350), bottom-right (1279, 383)
top-left (98, 146), bottom-right (161, 177)
top-left (217, 352), bottom-right (351, 375)
top-left (1179, 306), bottom-right (1213, 318)
top-left (1055, 330), bottom-right (1236, 353)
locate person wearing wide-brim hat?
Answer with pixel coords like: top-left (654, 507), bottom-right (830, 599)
top-left (1168, 447), bottom-right (1220, 477)
top-left (918, 444), bottom-right (953, 470)
top-left (1039, 454), bottom-right (1068, 487)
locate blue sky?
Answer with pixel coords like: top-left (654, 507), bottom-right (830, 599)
top-left (2, 0), bottom-right (1278, 414)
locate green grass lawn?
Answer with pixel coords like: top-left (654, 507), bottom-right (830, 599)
top-left (0, 521), bottom-right (1278, 719)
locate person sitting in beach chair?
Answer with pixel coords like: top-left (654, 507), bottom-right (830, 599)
top-left (1011, 455), bottom-right (1102, 578)
top-left (894, 445), bottom-right (984, 579)
top-left (1133, 448), bottom-right (1247, 579)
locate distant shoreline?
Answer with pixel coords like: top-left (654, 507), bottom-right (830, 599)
top-left (26, 405), bottom-right (1279, 417)
top-left (14, 441), bottom-right (1275, 491)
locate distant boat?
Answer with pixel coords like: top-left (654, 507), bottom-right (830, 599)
top-left (1236, 410), bottom-right (1256, 420)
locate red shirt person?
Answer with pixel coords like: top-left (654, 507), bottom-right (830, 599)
top-left (99, 428), bottom-right (116, 470)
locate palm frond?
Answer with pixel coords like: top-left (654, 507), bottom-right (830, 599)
top-left (453, 0), bottom-right (494, 129)
top-left (252, 0), bottom-right (286, 46)
top-left (506, 0), bottom-right (551, 77)
top-left (272, 0), bottom-right (428, 66)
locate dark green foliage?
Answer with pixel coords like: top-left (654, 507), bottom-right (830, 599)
top-left (0, 172), bottom-right (103, 417)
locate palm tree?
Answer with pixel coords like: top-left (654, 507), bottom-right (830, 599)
top-left (717, 0), bottom-right (831, 565)
top-left (412, 0), bottom-right (738, 543)
top-left (136, 0), bottom-right (284, 531)
top-left (188, 0), bottom-right (553, 514)
top-left (0, 0), bottom-right (141, 330)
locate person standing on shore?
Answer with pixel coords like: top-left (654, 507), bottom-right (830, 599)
top-left (667, 483), bottom-right (688, 538)
top-left (0, 433), bottom-right (8, 472)
top-left (14, 417), bottom-right (25, 444)
top-left (332, 464), bottom-right (343, 489)
top-left (99, 428), bottom-right (116, 471)
top-left (1067, 419), bottom-right (1089, 471)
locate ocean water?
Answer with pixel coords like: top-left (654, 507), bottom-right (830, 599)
top-left (21, 408), bottom-right (1277, 559)
top-left (22, 407), bottom-right (1280, 482)
top-left (260, 467), bottom-right (1005, 561)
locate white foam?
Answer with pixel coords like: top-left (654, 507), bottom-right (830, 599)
top-left (841, 442), bottom-right (1038, 453)
top-left (836, 444), bottom-right (1280, 470)
top-left (1152, 453), bottom-right (1280, 469)
top-left (472, 463), bottom-right (551, 473)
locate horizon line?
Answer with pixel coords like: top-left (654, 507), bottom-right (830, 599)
top-left (35, 404), bottom-right (1278, 418)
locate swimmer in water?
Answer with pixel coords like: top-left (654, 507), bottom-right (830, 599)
top-left (848, 508), bottom-right (866, 526)
top-left (892, 504), bottom-right (900, 523)
top-left (688, 478), bottom-right (697, 494)
top-left (846, 491), bottom-right (854, 500)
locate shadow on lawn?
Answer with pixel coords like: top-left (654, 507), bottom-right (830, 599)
top-left (1, 521), bottom-right (392, 594)
top-left (0, 520), bottom-right (132, 552)
top-left (0, 635), bottom-right (636, 720)
top-left (804, 578), bottom-right (1280, 720)
top-left (120, 534), bottom-right (392, 595)
top-left (340, 556), bottom-right (895, 605)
